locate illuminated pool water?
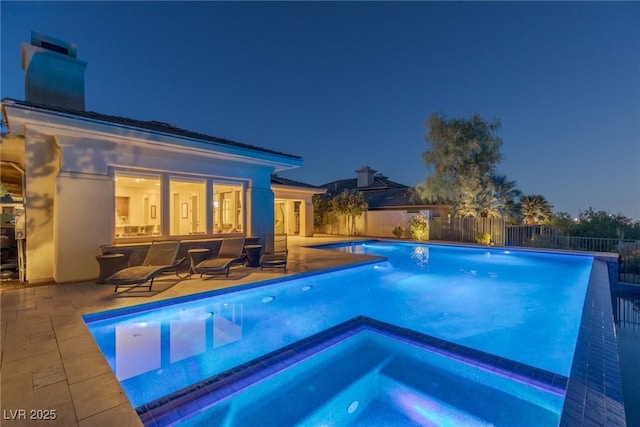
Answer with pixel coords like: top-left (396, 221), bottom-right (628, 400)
top-left (83, 241), bottom-right (593, 420)
top-left (176, 319), bottom-right (566, 427)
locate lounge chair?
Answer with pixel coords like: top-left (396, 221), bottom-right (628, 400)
top-left (260, 233), bottom-right (288, 272)
top-left (105, 240), bottom-right (184, 292)
top-left (194, 238), bottom-right (246, 277)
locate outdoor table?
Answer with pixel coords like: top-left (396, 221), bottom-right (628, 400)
top-left (187, 248), bottom-right (210, 276)
top-left (244, 245), bottom-right (263, 267)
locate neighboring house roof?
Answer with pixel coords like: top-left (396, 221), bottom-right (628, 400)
top-left (1, 98), bottom-right (302, 161)
top-left (271, 175), bottom-right (326, 191)
top-left (321, 173), bottom-right (446, 210)
top-left (322, 176), bottom-right (407, 194)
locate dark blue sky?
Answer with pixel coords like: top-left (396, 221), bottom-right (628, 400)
top-left (2, 1), bottom-right (639, 219)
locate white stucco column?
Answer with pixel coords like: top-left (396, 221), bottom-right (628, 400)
top-left (53, 172), bottom-right (113, 283)
top-left (24, 130), bottom-right (58, 284)
top-left (245, 186), bottom-right (274, 244)
top-left (300, 200), bottom-right (314, 237)
top-left (286, 201), bottom-right (296, 235)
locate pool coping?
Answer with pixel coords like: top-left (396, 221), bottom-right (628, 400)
top-left (82, 256), bottom-right (386, 322)
top-left (559, 258), bottom-right (626, 426)
top-left (136, 316), bottom-right (569, 426)
top-left (311, 238), bottom-right (619, 261)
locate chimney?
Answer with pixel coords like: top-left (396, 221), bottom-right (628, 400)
top-left (22, 31), bottom-right (87, 110)
top-left (355, 166), bottom-right (377, 187)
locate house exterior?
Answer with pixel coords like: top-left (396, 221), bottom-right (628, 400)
top-left (271, 175), bottom-right (326, 237)
top-left (0, 32), bottom-right (311, 284)
top-left (320, 166), bottom-right (450, 238)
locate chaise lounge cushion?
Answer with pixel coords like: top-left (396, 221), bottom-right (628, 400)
top-left (194, 238), bottom-right (246, 276)
top-left (106, 265), bottom-right (176, 285)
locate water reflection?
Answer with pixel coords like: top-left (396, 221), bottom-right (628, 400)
top-left (613, 291), bottom-right (640, 330)
top-left (116, 322), bottom-right (161, 380)
top-left (411, 246), bottom-right (429, 268)
top-left (213, 303), bottom-right (243, 349)
top-left (114, 304), bottom-right (243, 380)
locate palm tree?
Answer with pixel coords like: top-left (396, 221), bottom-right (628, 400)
top-left (491, 175), bottom-right (522, 223)
top-left (475, 175), bottom-right (521, 222)
top-left (519, 195), bottom-right (553, 225)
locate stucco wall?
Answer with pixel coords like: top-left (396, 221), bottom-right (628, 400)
top-left (24, 130), bottom-right (59, 284)
top-left (355, 210), bottom-right (430, 238)
top-left (42, 132), bottom-right (277, 283)
top-left (54, 173), bottom-right (113, 282)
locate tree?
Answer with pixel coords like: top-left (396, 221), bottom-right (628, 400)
top-left (331, 189), bottom-right (368, 235)
top-left (519, 195), bottom-right (553, 225)
top-left (408, 213), bottom-right (429, 240)
top-left (312, 194), bottom-right (337, 230)
top-left (419, 113), bottom-right (503, 216)
top-left (477, 175), bottom-right (522, 223)
top-left (573, 208), bottom-right (639, 239)
top-left (550, 211), bottom-right (577, 235)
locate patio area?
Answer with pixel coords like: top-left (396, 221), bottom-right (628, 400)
top-left (0, 236), bottom-right (374, 427)
top-left (1, 236), bottom-right (634, 426)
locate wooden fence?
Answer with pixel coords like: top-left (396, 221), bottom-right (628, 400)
top-left (429, 218), bottom-right (505, 245)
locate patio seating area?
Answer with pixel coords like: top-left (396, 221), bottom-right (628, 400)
top-left (0, 235), bottom-right (373, 427)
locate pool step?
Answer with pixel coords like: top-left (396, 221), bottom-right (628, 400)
top-left (229, 341), bottom-right (391, 426)
top-left (378, 355), bottom-right (561, 426)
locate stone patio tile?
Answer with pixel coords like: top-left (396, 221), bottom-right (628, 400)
top-left (69, 372), bottom-right (128, 421)
top-left (1, 366), bottom-right (34, 397)
top-left (32, 364), bottom-right (67, 389)
top-left (2, 334), bottom-right (58, 363)
top-left (63, 349), bottom-right (112, 384)
top-left (52, 315), bottom-right (93, 342)
top-left (57, 333), bottom-right (101, 360)
top-left (30, 328), bottom-right (56, 343)
top-left (78, 402), bottom-right (143, 427)
top-left (34, 305), bottom-right (78, 317)
top-left (1, 306), bottom-right (18, 322)
top-left (1, 349), bottom-right (63, 377)
top-left (1, 380), bottom-right (76, 427)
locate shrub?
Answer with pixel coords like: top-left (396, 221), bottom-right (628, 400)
top-left (476, 232), bottom-right (491, 246)
top-left (408, 214), bottom-right (429, 241)
top-left (392, 225), bottom-right (405, 238)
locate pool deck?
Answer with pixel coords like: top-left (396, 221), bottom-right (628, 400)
top-left (0, 236), bottom-right (376, 426)
top-left (0, 236), bottom-right (627, 426)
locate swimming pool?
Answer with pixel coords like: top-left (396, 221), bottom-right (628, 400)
top-left (83, 241), bottom-right (594, 424)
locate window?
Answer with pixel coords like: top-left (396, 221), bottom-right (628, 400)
top-left (114, 173), bottom-right (161, 238)
top-left (113, 171), bottom-right (246, 240)
top-left (213, 182), bottom-right (243, 233)
top-left (170, 178), bottom-right (206, 235)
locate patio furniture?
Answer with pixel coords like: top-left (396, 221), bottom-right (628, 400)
top-left (95, 253), bottom-right (127, 284)
top-left (260, 233), bottom-right (288, 272)
top-left (244, 244), bottom-right (263, 267)
top-left (187, 248), bottom-right (210, 276)
top-left (105, 240), bottom-right (184, 292)
top-left (194, 238), bottom-right (246, 277)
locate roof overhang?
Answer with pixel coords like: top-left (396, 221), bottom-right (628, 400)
top-left (2, 99), bottom-right (303, 173)
top-left (272, 183), bottom-right (327, 197)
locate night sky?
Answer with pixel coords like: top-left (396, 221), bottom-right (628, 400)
top-left (2, 1), bottom-right (639, 219)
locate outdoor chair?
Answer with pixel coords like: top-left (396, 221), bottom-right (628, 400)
top-left (105, 240), bottom-right (184, 292)
top-left (260, 233), bottom-right (288, 272)
top-left (194, 237), bottom-right (246, 277)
